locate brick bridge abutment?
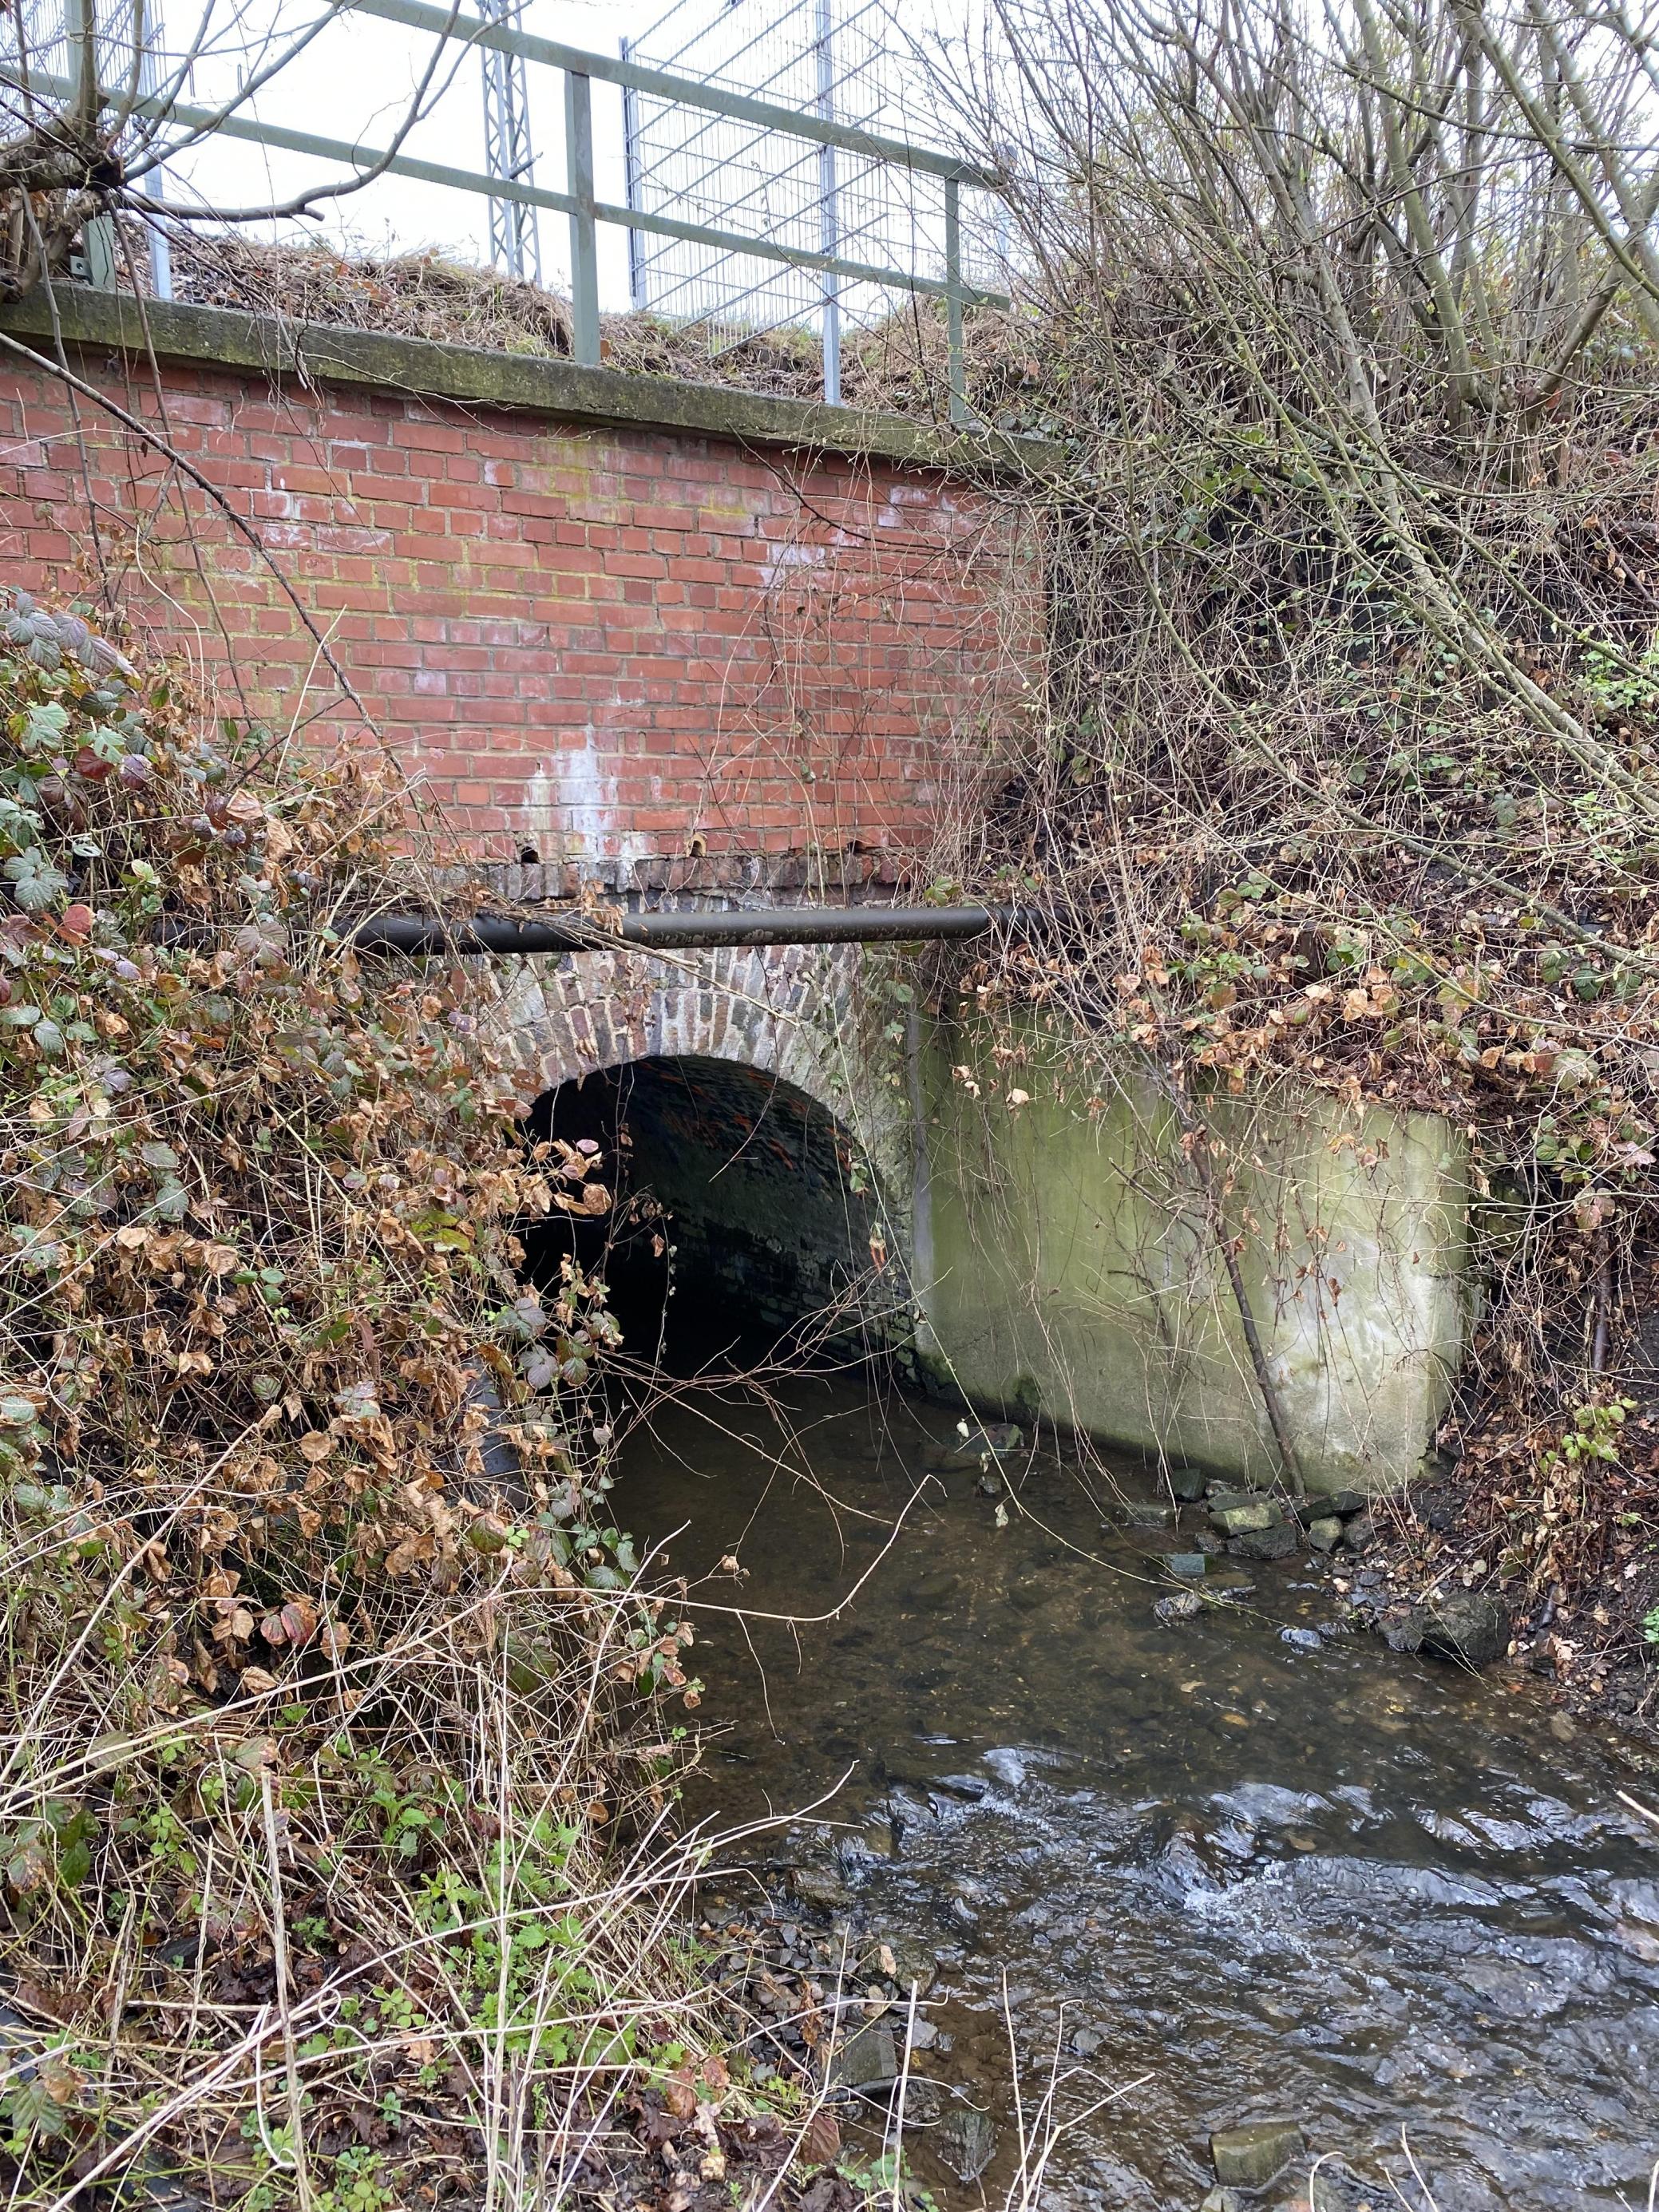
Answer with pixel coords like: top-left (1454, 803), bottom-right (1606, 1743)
top-left (0, 287), bottom-right (1471, 1490)
top-left (0, 288), bottom-right (1022, 1363)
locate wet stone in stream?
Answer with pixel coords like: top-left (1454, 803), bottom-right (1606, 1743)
top-left (618, 1377), bottom-right (1659, 2210)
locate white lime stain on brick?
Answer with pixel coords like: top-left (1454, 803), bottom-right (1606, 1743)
top-left (758, 539), bottom-right (830, 592)
top-left (525, 732), bottom-right (646, 864)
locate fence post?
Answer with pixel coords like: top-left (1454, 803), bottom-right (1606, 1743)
top-left (619, 37), bottom-right (647, 312)
top-left (79, 215), bottom-right (118, 290)
top-left (565, 68), bottom-right (600, 365)
top-left (944, 175), bottom-right (966, 424)
top-left (815, 0), bottom-right (841, 406)
top-left (147, 163), bottom-right (174, 300)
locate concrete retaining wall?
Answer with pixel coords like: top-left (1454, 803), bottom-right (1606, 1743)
top-left (916, 1019), bottom-right (1472, 1494)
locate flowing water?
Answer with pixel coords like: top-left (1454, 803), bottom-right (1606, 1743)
top-left (615, 1371), bottom-right (1659, 2210)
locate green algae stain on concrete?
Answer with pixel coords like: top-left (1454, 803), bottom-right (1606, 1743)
top-left (917, 1016), bottom-right (1471, 1494)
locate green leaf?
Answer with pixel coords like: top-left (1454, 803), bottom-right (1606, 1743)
top-left (21, 703), bottom-right (68, 754)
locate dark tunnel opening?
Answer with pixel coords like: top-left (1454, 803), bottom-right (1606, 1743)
top-left (520, 1055), bottom-right (898, 1374)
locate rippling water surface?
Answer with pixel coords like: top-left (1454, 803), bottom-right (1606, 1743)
top-left (616, 1374), bottom-right (1659, 2209)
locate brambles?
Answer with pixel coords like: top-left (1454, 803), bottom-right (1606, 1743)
top-left (0, 589), bottom-right (727, 2205)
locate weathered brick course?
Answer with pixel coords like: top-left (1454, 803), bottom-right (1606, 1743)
top-left (2, 338), bottom-right (1031, 868)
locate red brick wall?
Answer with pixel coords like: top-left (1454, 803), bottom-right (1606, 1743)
top-left (0, 350), bottom-right (1030, 867)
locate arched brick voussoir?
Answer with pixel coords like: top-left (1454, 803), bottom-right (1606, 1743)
top-left (493, 938), bottom-right (914, 1253)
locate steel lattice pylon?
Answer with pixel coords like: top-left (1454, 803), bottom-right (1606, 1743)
top-left (479, 0), bottom-right (540, 283)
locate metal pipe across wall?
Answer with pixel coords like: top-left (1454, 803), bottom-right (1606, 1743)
top-left (350, 904), bottom-right (1013, 956)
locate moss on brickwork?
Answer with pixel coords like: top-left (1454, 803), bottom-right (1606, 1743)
top-left (0, 285), bottom-right (1059, 478)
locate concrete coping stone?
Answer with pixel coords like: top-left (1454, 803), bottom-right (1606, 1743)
top-left (0, 284), bottom-right (1062, 481)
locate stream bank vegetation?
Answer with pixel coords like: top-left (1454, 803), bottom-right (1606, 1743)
top-left (925, 0), bottom-right (1659, 1729)
top-left (0, 596), bottom-right (885, 2208)
top-left (6, 0), bottom-right (1659, 2189)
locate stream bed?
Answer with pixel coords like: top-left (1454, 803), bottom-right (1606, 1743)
top-left (616, 1373), bottom-right (1659, 2210)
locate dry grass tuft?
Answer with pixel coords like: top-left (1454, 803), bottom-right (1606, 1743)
top-left (0, 592), bottom-right (742, 2208)
top-left (140, 228), bottom-right (1035, 422)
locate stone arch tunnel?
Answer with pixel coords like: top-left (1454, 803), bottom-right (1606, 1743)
top-left (521, 1054), bottom-right (903, 1371)
top-left (485, 898), bottom-right (1467, 1491)
top-left (497, 926), bottom-right (918, 1374)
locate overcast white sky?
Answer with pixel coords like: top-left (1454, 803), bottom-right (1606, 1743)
top-left (145, 0), bottom-right (974, 312)
top-left (157, 2), bottom-right (701, 306)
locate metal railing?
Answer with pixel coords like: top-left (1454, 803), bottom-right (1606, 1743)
top-left (6, 0), bottom-right (1008, 419)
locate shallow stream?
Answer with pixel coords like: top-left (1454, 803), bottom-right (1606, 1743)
top-left (616, 1373), bottom-right (1659, 2210)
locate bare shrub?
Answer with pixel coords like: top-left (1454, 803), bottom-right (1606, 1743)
top-left (0, 590), bottom-right (719, 2206)
top-left (924, 0), bottom-right (1659, 1670)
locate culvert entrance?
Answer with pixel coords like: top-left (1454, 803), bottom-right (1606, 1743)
top-left (521, 1054), bottom-right (897, 1372)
